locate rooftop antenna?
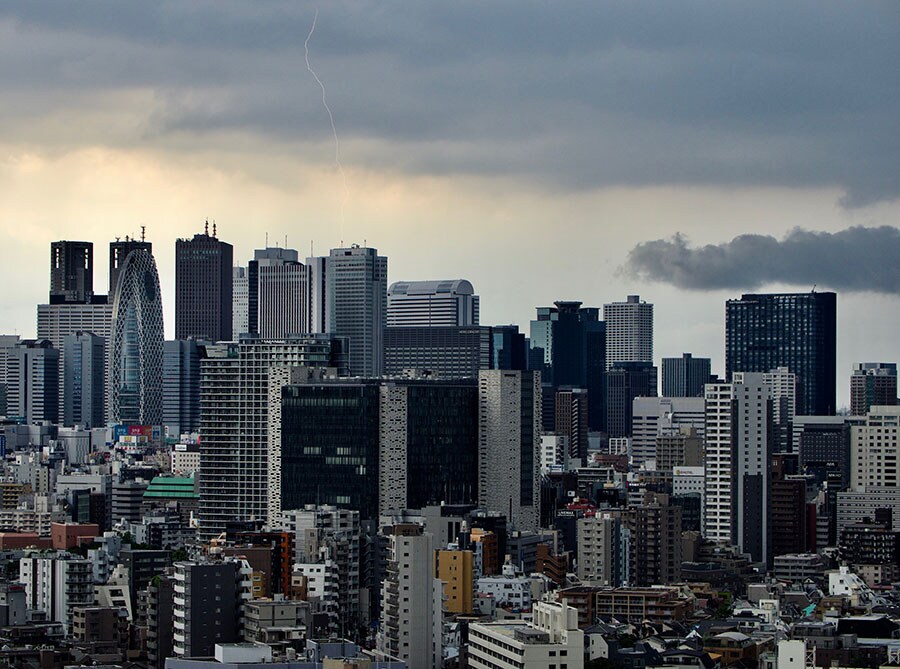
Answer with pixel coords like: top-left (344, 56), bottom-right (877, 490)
top-left (265, 232), bottom-right (269, 248)
top-left (213, 220), bottom-right (216, 238)
top-left (204, 218), bottom-right (209, 235)
top-left (811, 284), bottom-right (816, 293)
top-left (141, 225), bottom-right (146, 242)
top-left (285, 235), bottom-right (288, 248)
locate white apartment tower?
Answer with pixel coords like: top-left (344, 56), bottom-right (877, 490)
top-left (478, 370), bottom-right (542, 533)
top-left (603, 294), bottom-right (653, 370)
top-left (850, 405), bottom-right (900, 491)
top-left (704, 373), bottom-right (772, 564)
top-left (387, 279), bottom-right (479, 327)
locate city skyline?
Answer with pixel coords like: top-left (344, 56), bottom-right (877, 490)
top-left (1, 2), bottom-right (898, 407)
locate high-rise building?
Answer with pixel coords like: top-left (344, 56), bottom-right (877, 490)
top-left (704, 373), bottom-right (772, 565)
top-left (529, 301), bottom-right (605, 431)
top-left (661, 353), bottom-right (711, 398)
top-left (175, 226), bottom-right (233, 341)
top-left (491, 325), bottom-right (527, 371)
top-left (197, 336), bottom-right (349, 538)
top-left (232, 266), bottom-right (249, 338)
top-left (478, 370), bottom-right (541, 532)
top-left (626, 492), bottom-right (683, 586)
top-left (850, 363), bottom-right (897, 416)
top-left (555, 387), bottom-right (589, 465)
top-left (163, 339), bottom-right (204, 437)
top-left (109, 248), bottom-right (165, 426)
top-left (762, 366), bottom-right (798, 452)
top-left (603, 294), bottom-right (653, 370)
top-left (383, 326), bottom-right (491, 377)
top-left (324, 245), bottom-right (388, 377)
top-left (109, 236), bottom-right (152, 302)
top-left (606, 361), bottom-right (657, 439)
top-left (50, 241), bottom-right (94, 304)
top-left (5, 340), bottom-right (60, 424)
top-left (577, 512), bottom-right (628, 586)
top-left (850, 405), bottom-right (900, 492)
top-left (631, 396), bottom-right (705, 467)
top-left (20, 552), bottom-right (93, 631)
top-left (387, 279), bottom-right (479, 327)
top-left (725, 292), bottom-right (837, 416)
top-left (377, 525), bottom-right (442, 669)
top-left (249, 247), bottom-right (308, 339)
top-left (63, 332), bottom-right (105, 428)
top-left (796, 416), bottom-right (852, 487)
top-left (0, 334), bottom-right (20, 415)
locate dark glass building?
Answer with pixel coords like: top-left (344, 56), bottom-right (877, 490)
top-left (50, 241), bottom-right (93, 304)
top-left (383, 326), bottom-right (491, 377)
top-left (606, 361), bottom-right (658, 438)
top-left (491, 325), bottom-right (527, 371)
top-left (280, 379), bottom-right (478, 520)
top-left (726, 292), bottom-right (837, 415)
top-left (109, 237), bottom-right (152, 302)
top-left (529, 301), bottom-right (606, 432)
top-left (175, 227), bottom-right (234, 341)
top-left (661, 353), bottom-right (711, 398)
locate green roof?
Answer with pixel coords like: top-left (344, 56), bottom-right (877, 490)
top-left (143, 476), bottom-right (199, 499)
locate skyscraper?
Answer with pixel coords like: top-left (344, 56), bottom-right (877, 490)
top-left (109, 236), bottom-right (152, 302)
top-left (109, 247), bottom-right (165, 426)
top-left (603, 295), bottom-right (653, 370)
top-left (249, 247), bottom-right (308, 339)
top-left (387, 279), bottom-right (479, 327)
top-left (606, 361), bottom-right (657, 439)
top-left (326, 245), bottom-right (388, 377)
top-left (4, 340), bottom-right (59, 423)
top-left (850, 362), bottom-right (897, 416)
top-left (478, 370), bottom-right (541, 532)
top-left (163, 339), bottom-right (204, 437)
top-left (50, 241), bottom-right (93, 304)
top-left (725, 292), bottom-right (837, 416)
top-left (232, 266), bottom-right (249, 338)
top-left (491, 325), bottom-right (527, 371)
top-left (175, 225), bottom-right (233, 341)
top-left (63, 331), bottom-right (105, 428)
top-left (661, 353), bottom-right (711, 398)
top-left (383, 326), bottom-right (492, 377)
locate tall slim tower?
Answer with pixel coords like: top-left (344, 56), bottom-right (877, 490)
top-left (326, 245), bottom-right (387, 377)
top-left (248, 248), bottom-right (308, 339)
top-left (50, 241), bottom-right (93, 303)
top-left (175, 225), bottom-right (233, 341)
top-left (109, 248), bottom-right (165, 426)
top-left (725, 292), bottom-right (837, 415)
top-left (603, 295), bottom-right (653, 370)
top-left (63, 332), bottom-right (105, 428)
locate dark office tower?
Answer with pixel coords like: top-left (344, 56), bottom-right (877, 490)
top-left (661, 353), bottom-right (711, 398)
top-left (163, 340), bottom-right (203, 437)
top-left (383, 326), bottom-right (491, 377)
top-left (109, 248), bottom-right (164, 426)
top-left (555, 388), bottom-right (589, 465)
top-left (529, 301), bottom-right (605, 432)
top-left (606, 361), bottom-right (657, 438)
top-left (4, 340), bottom-right (59, 423)
top-left (797, 419), bottom-right (852, 487)
top-left (63, 332), bottom-right (105, 428)
top-left (491, 325), bottom-right (527, 371)
top-left (109, 236), bottom-right (152, 302)
top-left (50, 241), bottom-right (93, 304)
top-left (725, 292), bottom-right (837, 416)
top-left (850, 363), bottom-right (897, 415)
top-left (175, 225), bottom-right (233, 341)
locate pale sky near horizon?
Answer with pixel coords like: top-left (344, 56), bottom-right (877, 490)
top-left (1, 2), bottom-right (898, 408)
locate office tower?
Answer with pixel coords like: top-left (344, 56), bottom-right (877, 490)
top-left (603, 294), bottom-right (653, 369)
top-left (762, 366), bottom-right (798, 452)
top-left (163, 340), bottom-right (203, 437)
top-left (383, 326), bottom-right (491, 377)
top-left (19, 552), bottom-right (93, 631)
top-left (661, 353), bottom-right (711, 398)
top-left (478, 370), bottom-right (541, 532)
top-left (0, 334), bottom-right (20, 415)
top-left (305, 255), bottom-right (328, 334)
top-left (109, 248), bottom-right (165, 426)
top-left (491, 324), bottom-right (527, 371)
top-left (248, 247), bottom-right (308, 339)
top-left (109, 236), bottom-right (152, 301)
top-left (771, 464), bottom-right (808, 557)
top-left (577, 512), bottom-right (628, 586)
top-left (631, 397), bottom-right (706, 467)
top-left (529, 301), bottom-right (606, 431)
top-left (232, 266), bottom-right (249, 338)
top-left (325, 245), bottom-right (388, 377)
top-left (606, 361), bottom-right (657, 439)
top-left (278, 378), bottom-right (478, 521)
top-left (197, 336), bottom-right (349, 538)
top-left (704, 373), bottom-right (772, 564)
top-left (851, 405), bottom-right (900, 492)
top-left (175, 225), bottom-right (233, 341)
top-left (796, 417), bottom-right (852, 487)
top-left (387, 279), bottom-right (479, 326)
top-left (555, 387), bottom-right (589, 464)
top-left (5, 340), bottom-right (60, 423)
top-left (377, 525), bottom-right (442, 669)
top-left (63, 332), bottom-right (105, 428)
top-left (725, 292), bottom-right (837, 415)
top-left (50, 241), bottom-right (93, 303)
top-left (851, 363), bottom-right (898, 415)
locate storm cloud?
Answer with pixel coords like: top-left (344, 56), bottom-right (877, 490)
top-left (624, 226), bottom-right (900, 294)
top-left (1, 1), bottom-right (899, 206)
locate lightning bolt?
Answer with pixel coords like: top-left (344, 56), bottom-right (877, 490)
top-left (305, 7), bottom-right (348, 239)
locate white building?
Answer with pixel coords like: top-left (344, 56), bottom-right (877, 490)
top-left (577, 513), bottom-right (628, 586)
top-left (603, 295), bottom-right (653, 370)
top-left (253, 248), bottom-right (308, 340)
top-left (850, 405), bottom-right (900, 491)
top-left (631, 396), bottom-right (705, 466)
top-left (232, 266), bottom-right (249, 337)
top-left (20, 552), bottom-right (93, 632)
top-left (476, 563), bottom-right (533, 610)
top-left (478, 370), bottom-right (541, 533)
top-left (468, 600), bottom-right (584, 669)
top-left (387, 279), bottom-right (479, 327)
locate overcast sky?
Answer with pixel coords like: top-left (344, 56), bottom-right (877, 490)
top-left (2, 1), bottom-right (898, 408)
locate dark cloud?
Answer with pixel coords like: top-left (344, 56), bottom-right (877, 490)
top-left (1, 1), bottom-right (899, 205)
top-left (623, 226), bottom-right (900, 294)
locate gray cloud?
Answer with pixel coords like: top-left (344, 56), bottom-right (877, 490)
top-left (623, 226), bottom-right (900, 294)
top-left (1, 2), bottom-right (899, 205)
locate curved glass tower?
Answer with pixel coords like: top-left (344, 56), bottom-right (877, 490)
top-left (109, 248), bottom-right (164, 426)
